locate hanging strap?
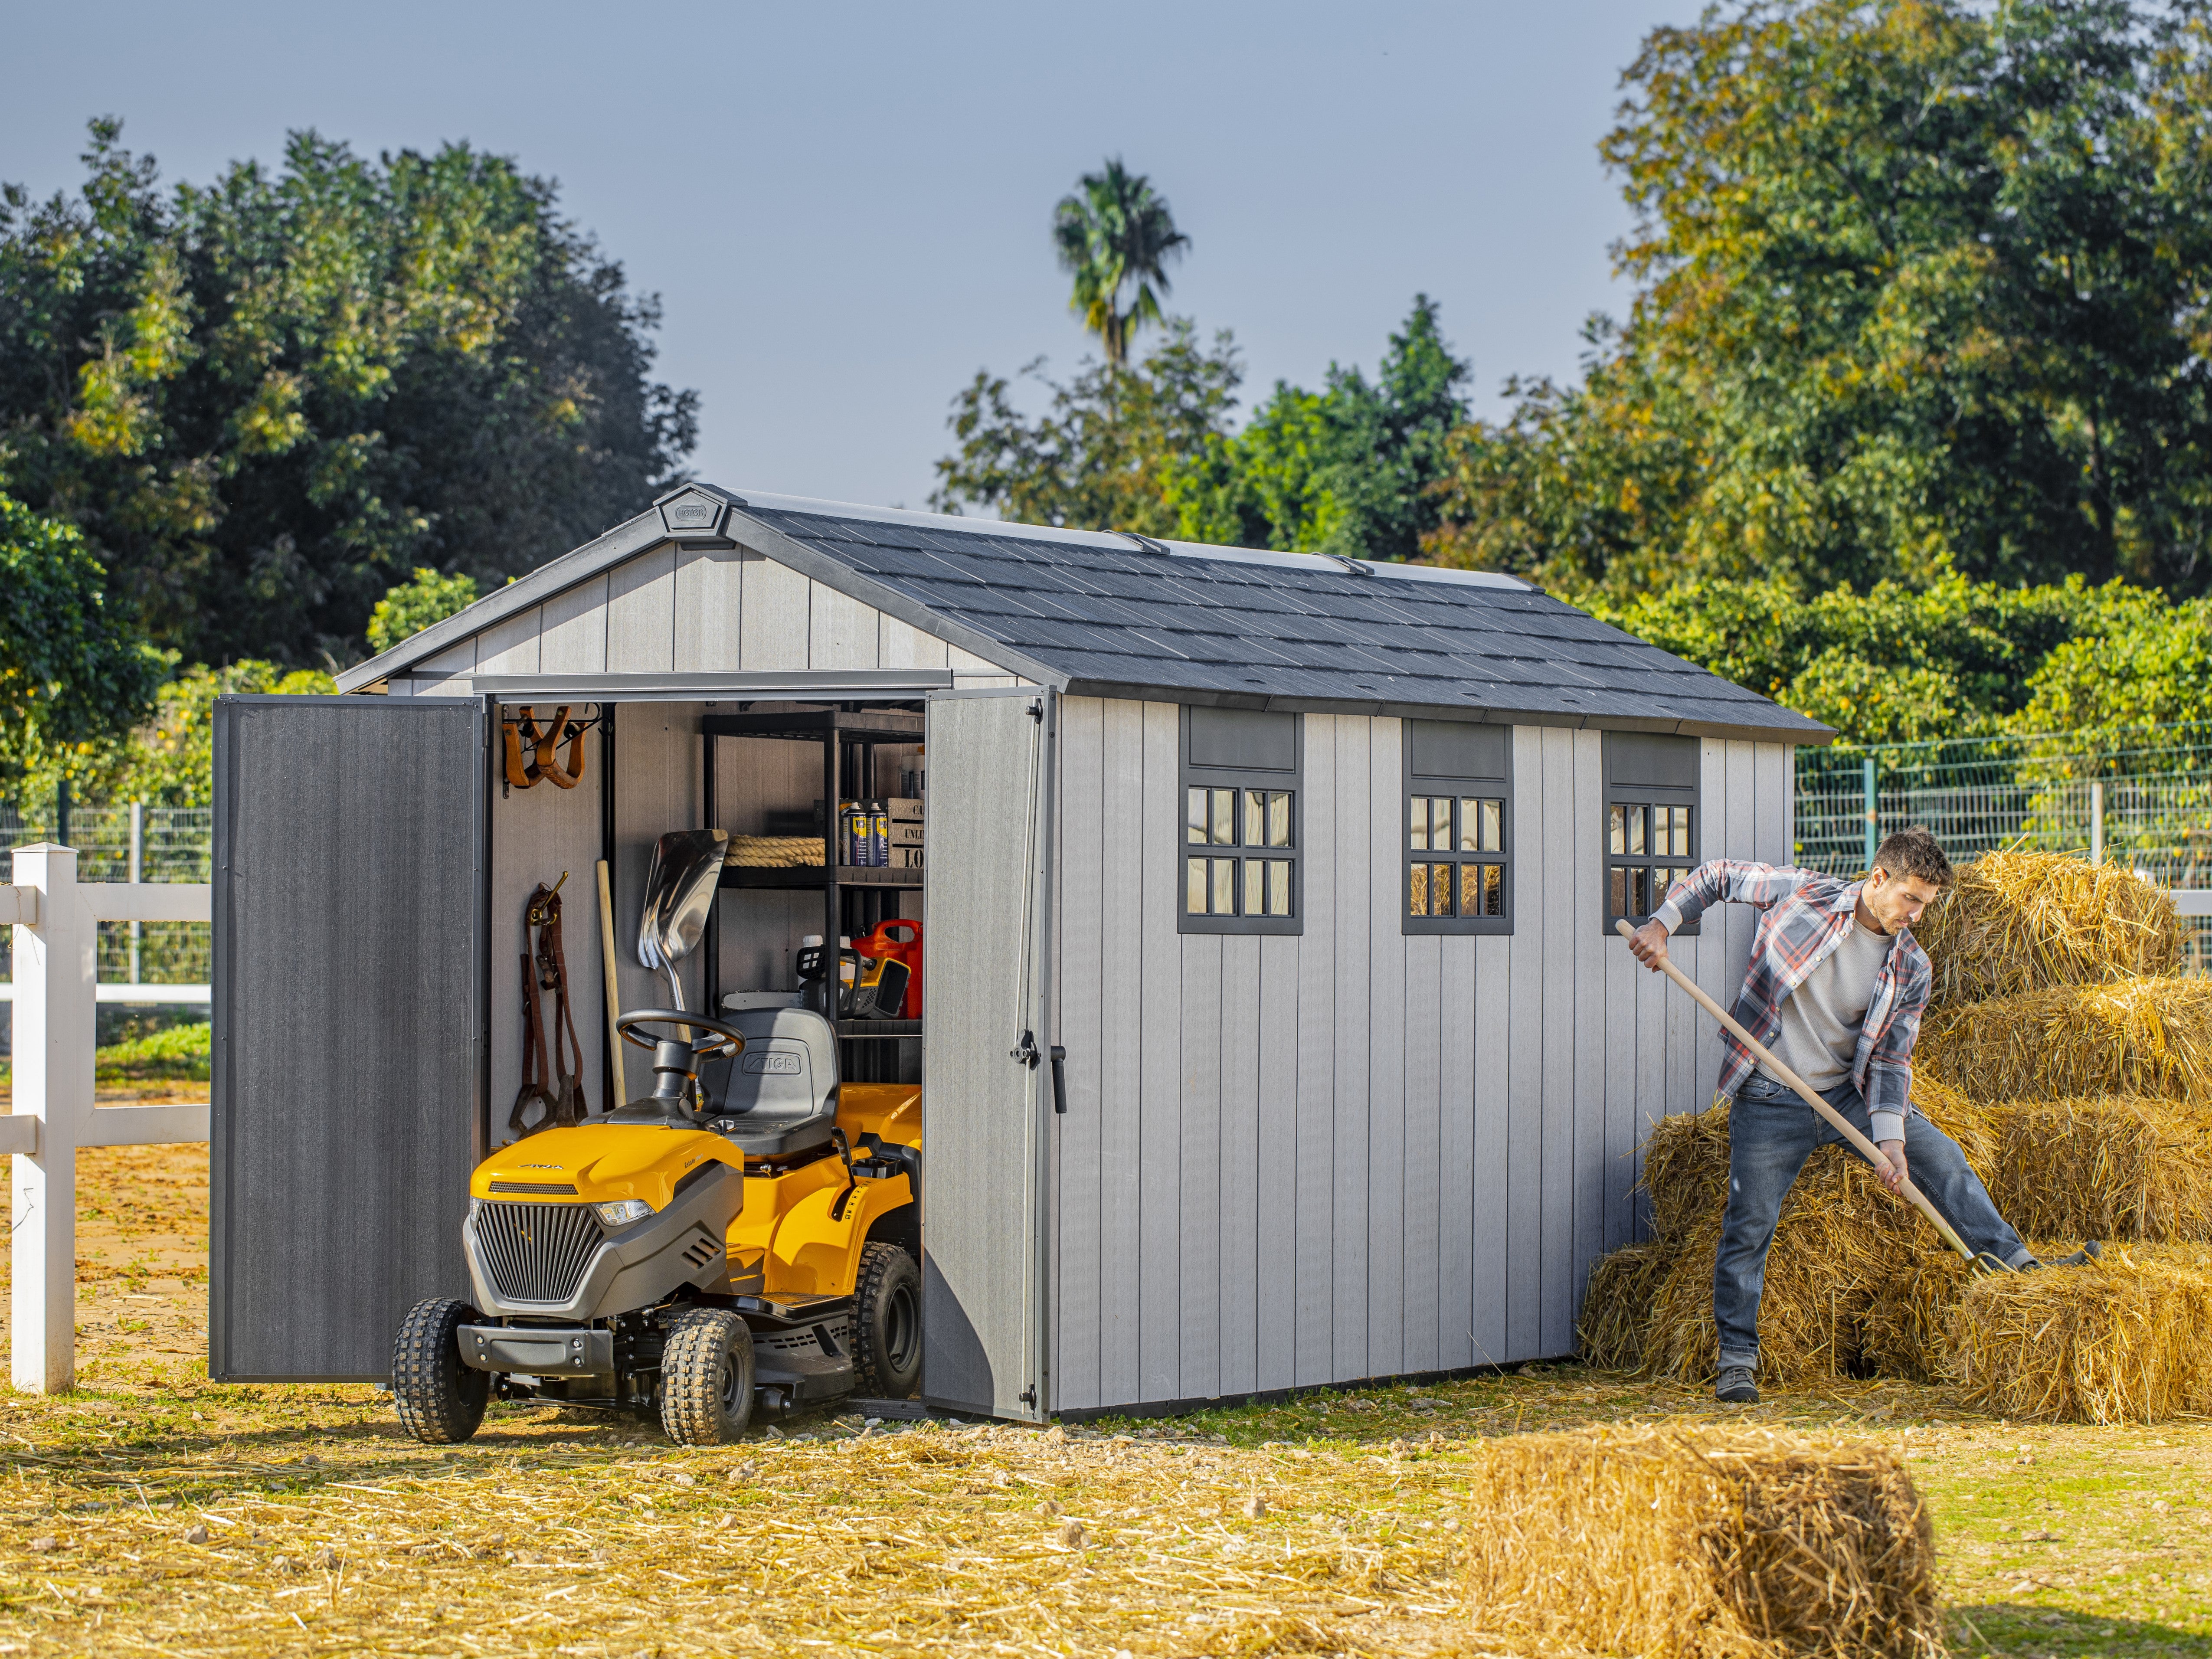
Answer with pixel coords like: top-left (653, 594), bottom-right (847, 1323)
top-left (533, 880), bottom-right (589, 1125)
top-left (508, 938), bottom-right (559, 1137)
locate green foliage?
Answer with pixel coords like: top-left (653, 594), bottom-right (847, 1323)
top-left (95, 1020), bottom-right (211, 1083)
top-left (366, 566), bottom-right (481, 654)
top-left (2016, 589), bottom-right (2212, 740)
top-left (1167, 296), bottom-right (1469, 561)
top-left (1432, 0), bottom-right (2212, 599)
top-left (1053, 159), bottom-right (1190, 368)
top-left (0, 119), bottom-right (697, 669)
top-left (929, 321), bottom-right (1242, 533)
top-left (0, 491), bottom-right (167, 788)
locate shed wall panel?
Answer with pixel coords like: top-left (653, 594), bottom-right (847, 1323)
top-left (1217, 934), bottom-right (1261, 1397)
top-left (1292, 716), bottom-right (1338, 1385)
top-left (1136, 700), bottom-right (1183, 1403)
top-left (1570, 731), bottom-right (1609, 1323)
top-left (1504, 726), bottom-right (1544, 1360)
top-left (673, 546), bottom-right (746, 673)
top-left (1177, 931), bottom-right (1223, 1402)
top-left (1255, 931), bottom-right (1299, 1391)
top-left (1330, 716), bottom-right (1372, 1381)
top-left (1096, 700), bottom-right (1146, 1408)
top-left (1053, 697), bottom-right (1105, 1411)
top-left (1470, 932), bottom-right (1509, 1363)
top-left (1367, 720), bottom-right (1407, 1379)
top-left (1436, 934), bottom-right (1476, 1368)
top-left (1538, 728), bottom-right (1577, 1358)
top-left (606, 547), bottom-right (678, 674)
top-left (539, 577), bottom-right (609, 676)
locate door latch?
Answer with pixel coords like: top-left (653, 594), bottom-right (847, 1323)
top-left (1011, 1030), bottom-right (1041, 1069)
top-left (1018, 1384), bottom-right (1037, 1409)
top-left (1048, 1045), bottom-right (1068, 1115)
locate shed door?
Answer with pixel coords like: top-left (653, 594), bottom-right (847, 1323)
top-left (920, 687), bottom-right (1054, 1420)
top-left (210, 695), bottom-right (488, 1381)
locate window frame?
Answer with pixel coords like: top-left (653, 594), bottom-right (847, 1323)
top-left (1178, 706), bottom-right (1303, 937)
top-left (1402, 720), bottom-right (1514, 937)
top-left (1602, 733), bottom-right (1702, 937)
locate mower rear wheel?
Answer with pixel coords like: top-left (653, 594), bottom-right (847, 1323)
top-left (853, 1242), bottom-right (923, 1399)
top-left (659, 1308), bottom-right (756, 1445)
top-left (392, 1299), bottom-right (489, 1444)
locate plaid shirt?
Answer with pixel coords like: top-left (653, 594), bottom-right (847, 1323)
top-left (1653, 861), bottom-right (1931, 1138)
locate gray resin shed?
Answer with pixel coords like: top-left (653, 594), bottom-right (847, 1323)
top-left (209, 484), bottom-right (1830, 1420)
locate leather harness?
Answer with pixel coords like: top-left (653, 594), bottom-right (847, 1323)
top-left (510, 874), bottom-right (589, 1137)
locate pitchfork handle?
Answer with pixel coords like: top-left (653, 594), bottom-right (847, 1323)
top-left (1613, 918), bottom-right (1977, 1263)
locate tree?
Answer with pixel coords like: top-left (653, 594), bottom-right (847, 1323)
top-left (929, 321), bottom-right (1242, 533)
top-left (1169, 296), bottom-right (1469, 560)
top-left (0, 491), bottom-right (167, 792)
top-left (367, 566), bottom-right (481, 654)
top-left (0, 120), bottom-right (697, 669)
top-left (1053, 159), bottom-right (1191, 368)
top-left (1430, 1), bottom-right (2212, 599)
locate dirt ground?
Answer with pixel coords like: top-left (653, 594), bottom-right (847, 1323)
top-left (0, 1140), bottom-right (2205, 1657)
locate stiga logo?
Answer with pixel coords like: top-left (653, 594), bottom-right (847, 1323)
top-left (519, 1164), bottom-right (564, 1170)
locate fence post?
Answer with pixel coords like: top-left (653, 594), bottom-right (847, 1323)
top-left (1862, 756), bottom-right (1878, 872)
top-left (2090, 781), bottom-right (2104, 866)
top-left (10, 844), bottom-right (92, 1394)
top-left (128, 801), bottom-right (144, 985)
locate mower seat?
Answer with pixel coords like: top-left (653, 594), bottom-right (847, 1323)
top-left (699, 1007), bottom-right (840, 1158)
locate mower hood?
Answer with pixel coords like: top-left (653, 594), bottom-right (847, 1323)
top-left (472, 1123), bottom-right (743, 1212)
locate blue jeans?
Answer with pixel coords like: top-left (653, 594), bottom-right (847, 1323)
top-left (1713, 1072), bottom-right (2032, 1371)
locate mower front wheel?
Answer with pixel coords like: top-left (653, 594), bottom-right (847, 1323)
top-left (392, 1299), bottom-right (490, 1445)
top-left (659, 1308), bottom-right (756, 1445)
top-left (853, 1242), bottom-right (923, 1399)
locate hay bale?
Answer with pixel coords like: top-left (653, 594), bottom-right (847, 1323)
top-left (1918, 848), bottom-right (2183, 1005)
top-left (1944, 1244), bottom-right (2212, 1423)
top-left (1461, 1425), bottom-right (1941, 1659)
top-left (1917, 977), bottom-right (2212, 1105)
top-left (1579, 1242), bottom-right (1669, 1370)
top-left (1983, 1097), bottom-right (2212, 1242)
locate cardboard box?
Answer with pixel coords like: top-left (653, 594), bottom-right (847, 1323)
top-left (890, 847), bottom-right (926, 869)
top-left (887, 821), bottom-right (925, 847)
top-left (884, 797), bottom-right (923, 821)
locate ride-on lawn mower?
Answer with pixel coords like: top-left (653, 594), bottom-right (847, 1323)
top-left (392, 830), bottom-right (923, 1445)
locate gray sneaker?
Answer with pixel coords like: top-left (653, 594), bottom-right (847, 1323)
top-left (1715, 1365), bottom-right (1760, 1404)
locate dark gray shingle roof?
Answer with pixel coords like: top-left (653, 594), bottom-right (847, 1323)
top-left (736, 501), bottom-right (1829, 741)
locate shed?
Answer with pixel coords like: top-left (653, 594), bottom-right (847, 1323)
top-left (209, 484), bottom-right (1831, 1420)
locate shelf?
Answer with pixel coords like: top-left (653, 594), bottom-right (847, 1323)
top-left (719, 865), bottom-right (924, 891)
top-left (702, 709), bottom-right (924, 744)
top-left (838, 1018), bottom-right (922, 1039)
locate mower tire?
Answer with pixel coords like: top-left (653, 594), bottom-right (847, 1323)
top-left (853, 1242), bottom-right (923, 1399)
top-left (392, 1299), bottom-right (489, 1444)
top-left (659, 1308), bottom-right (756, 1445)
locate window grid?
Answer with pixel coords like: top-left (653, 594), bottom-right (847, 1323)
top-left (1607, 801), bottom-right (1695, 924)
top-left (1185, 785), bottom-right (1295, 919)
top-left (1407, 793), bottom-right (1508, 920)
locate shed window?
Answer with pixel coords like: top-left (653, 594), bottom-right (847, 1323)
top-left (1403, 720), bottom-right (1512, 936)
top-left (1605, 733), bottom-right (1700, 935)
top-left (1180, 707), bottom-right (1300, 936)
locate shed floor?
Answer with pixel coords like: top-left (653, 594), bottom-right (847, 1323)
top-left (0, 1145), bottom-right (2202, 1657)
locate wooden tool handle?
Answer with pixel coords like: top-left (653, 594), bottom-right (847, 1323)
top-left (1613, 918), bottom-right (1976, 1263)
top-left (598, 860), bottom-right (624, 1104)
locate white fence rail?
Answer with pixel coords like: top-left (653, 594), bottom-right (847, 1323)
top-left (6, 844), bottom-right (211, 1393)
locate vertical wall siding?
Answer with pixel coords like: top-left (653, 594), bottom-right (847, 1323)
top-left (402, 543), bottom-right (1022, 693)
top-left (1050, 700), bottom-right (1792, 1412)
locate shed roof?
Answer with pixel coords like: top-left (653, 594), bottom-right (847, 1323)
top-left (338, 484), bottom-right (1831, 743)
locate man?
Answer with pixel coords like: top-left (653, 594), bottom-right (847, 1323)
top-left (1626, 825), bottom-right (2056, 1405)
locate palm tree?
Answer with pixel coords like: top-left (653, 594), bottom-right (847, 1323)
top-left (1053, 158), bottom-right (1190, 368)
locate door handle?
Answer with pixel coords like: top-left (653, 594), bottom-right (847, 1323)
top-left (1049, 1045), bottom-right (1067, 1115)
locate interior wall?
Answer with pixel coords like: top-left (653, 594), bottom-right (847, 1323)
top-left (488, 712), bottom-right (607, 1149)
top-left (1048, 697), bottom-right (1791, 1413)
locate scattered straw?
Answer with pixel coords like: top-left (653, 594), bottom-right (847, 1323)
top-left (1460, 1425), bottom-right (1942, 1659)
top-left (1917, 848), bottom-right (2183, 1005)
top-left (1918, 976), bottom-right (2212, 1104)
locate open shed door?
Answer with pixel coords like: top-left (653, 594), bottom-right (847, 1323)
top-left (921, 688), bottom-right (1054, 1420)
top-left (210, 695), bottom-right (488, 1381)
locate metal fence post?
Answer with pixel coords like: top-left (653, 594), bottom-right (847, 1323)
top-left (2090, 781), bottom-right (2104, 865)
top-left (1862, 756), bottom-right (1878, 871)
top-left (128, 801), bottom-right (144, 985)
top-left (10, 844), bottom-right (92, 1394)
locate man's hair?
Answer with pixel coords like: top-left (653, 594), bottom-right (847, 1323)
top-left (1872, 825), bottom-right (1954, 889)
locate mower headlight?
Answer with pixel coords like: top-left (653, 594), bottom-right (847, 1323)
top-left (594, 1198), bottom-right (654, 1228)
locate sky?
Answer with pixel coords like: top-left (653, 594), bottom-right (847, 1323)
top-left (4, 0), bottom-right (1685, 513)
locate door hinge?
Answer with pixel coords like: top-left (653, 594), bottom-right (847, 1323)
top-left (1018, 1384), bottom-right (1037, 1408)
top-left (1027, 699), bottom-right (1043, 722)
top-left (1010, 1030), bottom-right (1041, 1068)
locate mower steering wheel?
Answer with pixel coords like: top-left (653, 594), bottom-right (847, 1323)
top-left (615, 1009), bottom-right (746, 1057)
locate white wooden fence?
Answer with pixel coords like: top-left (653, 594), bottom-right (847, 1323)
top-left (4, 844), bottom-right (210, 1393)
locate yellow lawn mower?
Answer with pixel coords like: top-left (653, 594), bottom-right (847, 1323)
top-left (391, 830), bottom-right (923, 1446)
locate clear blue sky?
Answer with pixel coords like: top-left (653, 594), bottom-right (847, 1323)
top-left (4, 0), bottom-right (1683, 513)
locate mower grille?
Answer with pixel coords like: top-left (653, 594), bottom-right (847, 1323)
top-left (474, 1201), bottom-right (603, 1304)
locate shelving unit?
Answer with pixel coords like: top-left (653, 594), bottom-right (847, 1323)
top-left (700, 707), bottom-right (924, 1067)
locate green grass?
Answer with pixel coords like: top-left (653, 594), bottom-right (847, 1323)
top-left (0, 1021), bottom-right (211, 1088)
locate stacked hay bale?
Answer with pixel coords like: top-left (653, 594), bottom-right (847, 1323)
top-left (1581, 850), bottom-right (2212, 1420)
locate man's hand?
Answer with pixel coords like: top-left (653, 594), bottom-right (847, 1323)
top-left (1875, 1140), bottom-right (1908, 1194)
top-left (1627, 918), bottom-right (1671, 972)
